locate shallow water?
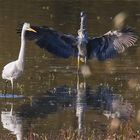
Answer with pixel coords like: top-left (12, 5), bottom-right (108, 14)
top-left (0, 0), bottom-right (140, 139)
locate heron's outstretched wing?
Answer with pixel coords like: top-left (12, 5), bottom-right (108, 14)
top-left (18, 26), bottom-right (77, 58)
top-left (87, 26), bottom-right (138, 60)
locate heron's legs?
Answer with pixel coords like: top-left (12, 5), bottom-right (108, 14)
top-left (84, 56), bottom-right (87, 64)
top-left (77, 55), bottom-right (80, 73)
top-left (83, 76), bottom-right (86, 88)
top-left (83, 57), bottom-right (87, 86)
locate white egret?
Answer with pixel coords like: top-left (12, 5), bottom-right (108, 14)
top-left (1, 103), bottom-right (23, 140)
top-left (2, 23), bottom-right (36, 91)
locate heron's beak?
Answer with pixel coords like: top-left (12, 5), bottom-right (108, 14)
top-left (26, 28), bottom-right (37, 33)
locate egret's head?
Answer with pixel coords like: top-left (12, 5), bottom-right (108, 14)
top-left (22, 22), bottom-right (36, 32)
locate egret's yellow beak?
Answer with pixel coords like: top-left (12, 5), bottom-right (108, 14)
top-left (26, 28), bottom-right (37, 33)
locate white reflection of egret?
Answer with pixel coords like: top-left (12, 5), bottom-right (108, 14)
top-left (2, 23), bottom-right (36, 91)
top-left (1, 103), bottom-right (23, 140)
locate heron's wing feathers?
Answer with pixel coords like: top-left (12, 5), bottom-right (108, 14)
top-left (24, 26), bottom-right (77, 58)
top-left (104, 27), bottom-right (137, 53)
top-left (87, 26), bottom-right (138, 60)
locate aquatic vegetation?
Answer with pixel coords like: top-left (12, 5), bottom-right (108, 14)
top-left (20, 124), bottom-right (140, 140)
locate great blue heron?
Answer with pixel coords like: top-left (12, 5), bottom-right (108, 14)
top-left (77, 12), bottom-right (88, 70)
top-left (2, 23), bottom-right (36, 91)
top-left (17, 13), bottom-right (138, 68)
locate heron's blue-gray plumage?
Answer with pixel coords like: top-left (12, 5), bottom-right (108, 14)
top-left (87, 36), bottom-right (118, 60)
top-left (17, 25), bottom-right (137, 60)
top-left (25, 26), bottom-right (76, 58)
top-left (87, 26), bottom-right (137, 60)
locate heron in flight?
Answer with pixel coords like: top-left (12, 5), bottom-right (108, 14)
top-left (17, 13), bottom-right (138, 67)
top-left (2, 23), bottom-right (36, 92)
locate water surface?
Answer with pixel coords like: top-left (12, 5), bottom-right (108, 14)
top-left (0, 0), bottom-right (140, 139)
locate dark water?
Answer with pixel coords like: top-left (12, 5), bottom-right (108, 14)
top-left (0, 0), bottom-right (140, 139)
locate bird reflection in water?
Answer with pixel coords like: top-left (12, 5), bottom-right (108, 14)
top-left (100, 86), bottom-right (135, 137)
top-left (102, 90), bottom-right (135, 121)
top-left (76, 73), bottom-right (87, 135)
top-left (1, 102), bottom-right (23, 140)
top-left (13, 74), bottom-right (135, 139)
top-left (75, 74), bottom-right (135, 137)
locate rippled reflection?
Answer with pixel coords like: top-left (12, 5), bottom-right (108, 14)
top-left (1, 102), bottom-right (23, 140)
top-left (0, 72), bottom-right (138, 139)
top-left (76, 74), bottom-right (87, 135)
top-left (0, 71), bottom-right (133, 139)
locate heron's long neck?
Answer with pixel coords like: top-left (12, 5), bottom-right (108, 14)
top-left (18, 29), bottom-right (26, 62)
top-left (78, 15), bottom-right (88, 42)
top-left (80, 16), bottom-right (87, 31)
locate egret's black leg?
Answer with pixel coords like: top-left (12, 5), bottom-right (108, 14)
top-left (10, 79), bottom-right (14, 98)
top-left (12, 86), bottom-right (14, 99)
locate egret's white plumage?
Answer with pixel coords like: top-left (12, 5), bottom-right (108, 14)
top-left (1, 103), bottom-right (23, 140)
top-left (2, 23), bottom-right (36, 90)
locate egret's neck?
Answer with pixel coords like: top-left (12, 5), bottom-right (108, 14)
top-left (18, 29), bottom-right (26, 63)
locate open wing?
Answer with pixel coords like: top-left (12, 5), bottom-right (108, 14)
top-left (87, 26), bottom-right (138, 60)
top-left (18, 25), bottom-right (77, 58)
